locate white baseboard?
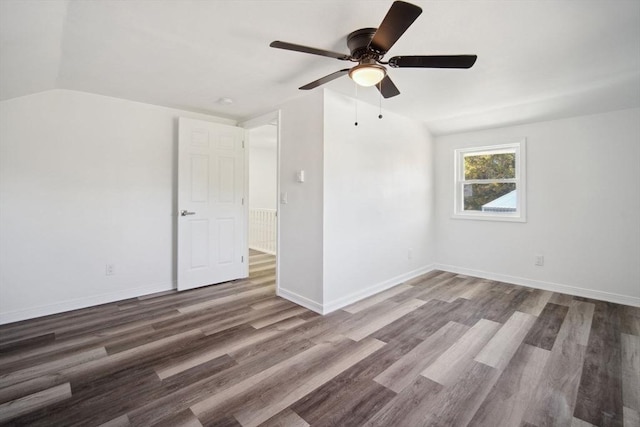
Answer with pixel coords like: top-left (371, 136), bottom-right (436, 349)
top-left (0, 282), bottom-right (176, 325)
top-left (276, 287), bottom-right (324, 314)
top-left (435, 263), bottom-right (640, 307)
top-left (322, 264), bottom-right (437, 314)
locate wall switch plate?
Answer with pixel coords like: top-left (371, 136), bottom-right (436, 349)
top-left (534, 255), bottom-right (544, 266)
top-left (296, 170), bottom-right (305, 183)
top-left (280, 192), bottom-right (288, 204)
top-left (106, 264), bottom-right (115, 275)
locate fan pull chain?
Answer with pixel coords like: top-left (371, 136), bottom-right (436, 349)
top-left (378, 81), bottom-right (383, 119)
top-left (354, 82), bottom-right (359, 126)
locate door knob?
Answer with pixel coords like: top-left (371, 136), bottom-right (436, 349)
top-left (180, 210), bottom-right (196, 216)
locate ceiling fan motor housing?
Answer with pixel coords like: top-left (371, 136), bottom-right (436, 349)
top-left (347, 28), bottom-right (379, 61)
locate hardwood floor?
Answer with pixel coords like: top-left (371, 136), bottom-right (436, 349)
top-left (1, 251), bottom-right (638, 426)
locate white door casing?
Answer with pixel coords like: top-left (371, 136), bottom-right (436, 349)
top-left (178, 117), bottom-right (247, 291)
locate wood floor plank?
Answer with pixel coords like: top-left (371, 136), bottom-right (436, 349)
top-left (401, 270), bottom-right (450, 287)
top-left (250, 297), bottom-right (292, 310)
top-left (620, 305), bottom-right (640, 336)
top-left (189, 336), bottom-right (356, 421)
top-left (249, 263), bottom-right (276, 274)
top-left (474, 310), bottom-right (537, 370)
top-left (410, 275), bottom-right (462, 301)
top-left (518, 289), bottom-right (553, 316)
top-left (468, 344), bottom-right (550, 427)
top-left (549, 292), bottom-right (575, 306)
top-left (421, 361), bottom-right (501, 426)
top-left (0, 309), bottom-right (182, 370)
top-left (97, 414), bottom-right (130, 427)
top-left (0, 346), bottom-right (108, 389)
top-left (556, 299), bottom-right (596, 346)
top-left (422, 318), bottom-right (501, 386)
top-left (364, 375), bottom-right (443, 426)
top-left (624, 406), bottom-right (640, 427)
top-left (249, 306), bottom-right (307, 329)
top-left (233, 338), bottom-right (386, 427)
top-left (523, 302), bottom-right (569, 350)
top-left (343, 298), bottom-right (427, 342)
top-left (374, 321), bottom-right (469, 393)
top-left (0, 332), bottom-right (56, 355)
top-left (369, 360), bottom-right (502, 426)
top-left (259, 408), bottom-right (310, 427)
top-left (199, 301), bottom-right (298, 335)
top-left (0, 259), bottom-right (634, 426)
top-left (127, 334), bottom-right (315, 426)
top-left (0, 382), bottom-right (72, 423)
top-left (178, 285), bottom-right (276, 314)
top-left (372, 298), bottom-right (472, 343)
top-left (17, 365), bottom-right (164, 426)
top-left (522, 300), bottom-right (595, 427)
top-left (572, 416), bottom-right (599, 427)
top-left (573, 301), bottom-right (624, 426)
top-left (0, 305), bottom-right (118, 344)
top-left (343, 284), bottom-right (412, 314)
top-left (152, 409), bottom-right (203, 427)
top-left (155, 317), bottom-right (302, 379)
top-left (458, 279), bottom-right (493, 300)
top-left (433, 276), bottom-right (479, 303)
top-left (467, 286), bottom-right (532, 324)
top-left (621, 333), bottom-right (640, 413)
top-left (291, 336), bottom-right (419, 426)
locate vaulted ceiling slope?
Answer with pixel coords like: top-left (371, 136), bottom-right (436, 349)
top-left (1, 0), bottom-right (639, 135)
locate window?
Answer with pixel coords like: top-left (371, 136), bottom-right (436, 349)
top-left (454, 140), bottom-right (526, 222)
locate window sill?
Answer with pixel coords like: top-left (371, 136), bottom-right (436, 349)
top-left (452, 212), bottom-right (527, 223)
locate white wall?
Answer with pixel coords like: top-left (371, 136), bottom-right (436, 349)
top-left (434, 107), bottom-right (640, 305)
top-left (277, 90), bottom-right (325, 310)
top-left (277, 90), bottom-right (436, 313)
top-left (0, 89), bottom-right (234, 323)
top-left (4, 89), bottom-right (636, 324)
top-left (323, 91), bottom-right (436, 310)
top-left (248, 137), bottom-right (277, 210)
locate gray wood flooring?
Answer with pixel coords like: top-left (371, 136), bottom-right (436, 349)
top-left (0, 250), bottom-right (638, 426)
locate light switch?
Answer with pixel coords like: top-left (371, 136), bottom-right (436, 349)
top-left (296, 170), bottom-right (305, 183)
top-left (280, 192), bottom-right (288, 204)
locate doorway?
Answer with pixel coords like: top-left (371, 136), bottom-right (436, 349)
top-left (243, 113), bottom-right (279, 285)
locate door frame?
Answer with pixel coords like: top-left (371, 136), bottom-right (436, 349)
top-left (239, 110), bottom-right (281, 293)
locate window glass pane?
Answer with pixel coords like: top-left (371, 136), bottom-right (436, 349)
top-left (464, 152), bottom-right (516, 180)
top-left (463, 183), bottom-right (517, 212)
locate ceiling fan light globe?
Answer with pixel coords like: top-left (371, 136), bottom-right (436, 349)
top-left (349, 64), bottom-right (386, 87)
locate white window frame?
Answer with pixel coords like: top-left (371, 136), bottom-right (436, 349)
top-left (453, 140), bottom-right (526, 222)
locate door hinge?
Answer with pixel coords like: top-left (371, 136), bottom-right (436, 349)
top-left (241, 256), bottom-right (244, 263)
top-left (242, 140), bottom-right (245, 148)
top-left (242, 197), bottom-right (245, 205)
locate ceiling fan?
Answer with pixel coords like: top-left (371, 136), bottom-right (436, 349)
top-left (270, 1), bottom-right (477, 98)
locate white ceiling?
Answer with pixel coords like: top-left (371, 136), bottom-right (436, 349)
top-left (1, 0), bottom-right (639, 135)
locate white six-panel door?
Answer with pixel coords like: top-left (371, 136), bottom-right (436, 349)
top-left (178, 117), bottom-right (246, 291)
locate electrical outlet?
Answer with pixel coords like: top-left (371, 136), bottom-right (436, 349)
top-left (106, 264), bottom-right (115, 275)
top-left (534, 255), bottom-right (544, 266)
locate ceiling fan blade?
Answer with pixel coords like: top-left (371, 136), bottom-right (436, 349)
top-left (389, 55), bottom-right (478, 69)
top-left (270, 41), bottom-right (350, 60)
top-left (299, 69), bottom-right (350, 90)
top-left (376, 75), bottom-right (401, 98)
top-left (369, 1), bottom-right (422, 55)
